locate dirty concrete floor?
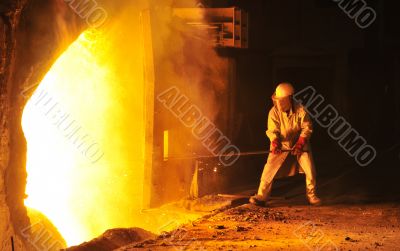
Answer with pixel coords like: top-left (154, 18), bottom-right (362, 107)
top-left (117, 201), bottom-right (400, 251)
top-left (116, 164), bottom-right (400, 251)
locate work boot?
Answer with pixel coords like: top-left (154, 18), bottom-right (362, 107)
top-left (249, 195), bottom-right (266, 207)
top-left (306, 187), bottom-right (322, 206)
top-left (308, 194), bottom-right (322, 206)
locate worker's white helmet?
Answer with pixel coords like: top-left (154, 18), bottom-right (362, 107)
top-left (272, 83), bottom-right (294, 112)
top-left (275, 83), bottom-right (294, 98)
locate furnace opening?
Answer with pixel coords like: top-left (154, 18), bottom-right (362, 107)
top-left (20, 4), bottom-right (231, 248)
top-left (21, 28), bottom-right (147, 246)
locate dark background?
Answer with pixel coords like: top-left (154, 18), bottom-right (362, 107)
top-left (198, 0), bottom-right (400, 200)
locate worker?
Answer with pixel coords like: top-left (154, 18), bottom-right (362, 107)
top-left (249, 83), bottom-right (322, 206)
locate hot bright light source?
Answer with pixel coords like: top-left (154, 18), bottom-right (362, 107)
top-left (164, 130), bottom-right (169, 161)
top-left (21, 1), bottom-right (219, 246)
top-left (22, 28), bottom-right (146, 246)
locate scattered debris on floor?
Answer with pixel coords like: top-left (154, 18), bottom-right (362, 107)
top-left (117, 203), bottom-right (400, 250)
top-left (66, 228), bottom-right (155, 251)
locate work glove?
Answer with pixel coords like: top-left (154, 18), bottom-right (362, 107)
top-left (271, 139), bottom-right (282, 154)
top-left (292, 137), bottom-right (306, 156)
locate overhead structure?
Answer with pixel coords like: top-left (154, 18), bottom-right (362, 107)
top-left (173, 7), bottom-right (249, 48)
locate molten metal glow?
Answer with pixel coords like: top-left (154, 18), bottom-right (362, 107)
top-left (22, 2), bottom-right (217, 246)
top-left (22, 29), bottom-right (146, 246)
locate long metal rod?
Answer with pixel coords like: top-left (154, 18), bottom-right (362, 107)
top-left (167, 149), bottom-right (307, 160)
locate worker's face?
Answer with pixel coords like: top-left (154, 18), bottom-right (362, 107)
top-left (273, 95), bottom-right (292, 112)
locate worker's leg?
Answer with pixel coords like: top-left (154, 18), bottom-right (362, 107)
top-left (255, 153), bottom-right (288, 201)
top-left (256, 178), bottom-right (273, 201)
top-left (297, 152), bottom-right (321, 204)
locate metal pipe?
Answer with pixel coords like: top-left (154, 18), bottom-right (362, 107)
top-left (11, 236), bottom-right (14, 251)
top-left (166, 149), bottom-right (308, 160)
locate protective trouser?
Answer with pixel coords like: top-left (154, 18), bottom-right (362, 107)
top-left (256, 151), bottom-right (317, 201)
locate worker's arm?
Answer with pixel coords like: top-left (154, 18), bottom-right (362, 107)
top-left (292, 108), bottom-right (313, 155)
top-left (300, 110), bottom-right (313, 140)
top-left (266, 108), bottom-right (281, 142)
top-left (266, 108), bottom-right (282, 154)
